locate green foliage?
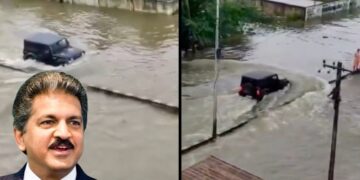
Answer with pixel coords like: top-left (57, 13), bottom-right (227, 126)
top-left (182, 0), bottom-right (272, 46)
top-left (286, 13), bottom-right (303, 21)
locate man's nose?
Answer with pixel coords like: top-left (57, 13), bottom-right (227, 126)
top-left (54, 121), bottom-right (71, 139)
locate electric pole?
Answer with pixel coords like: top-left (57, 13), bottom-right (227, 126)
top-left (212, 0), bottom-right (220, 140)
top-left (321, 60), bottom-right (343, 180)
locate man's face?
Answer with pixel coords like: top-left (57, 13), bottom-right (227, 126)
top-left (14, 90), bottom-right (84, 172)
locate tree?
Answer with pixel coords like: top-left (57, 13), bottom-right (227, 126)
top-left (181, 0), bottom-right (272, 47)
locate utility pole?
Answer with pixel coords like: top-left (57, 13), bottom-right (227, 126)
top-left (321, 60), bottom-right (343, 180)
top-left (212, 0), bottom-right (220, 140)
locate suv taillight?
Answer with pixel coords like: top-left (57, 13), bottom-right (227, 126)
top-left (256, 88), bottom-right (261, 96)
top-left (239, 85), bottom-right (243, 92)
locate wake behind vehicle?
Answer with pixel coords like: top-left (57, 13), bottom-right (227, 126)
top-left (23, 32), bottom-right (85, 66)
top-left (238, 71), bottom-right (289, 101)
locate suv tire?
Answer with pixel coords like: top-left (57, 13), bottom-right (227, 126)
top-left (279, 79), bottom-right (289, 88)
top-left (256, 94), bottom-right (263, 101)
top-left (243, 83), bottom-right (253, 92)
top-left (261, 89), bottom-right (268, 95)
top-left (24, 55), bottom-right (36, 60)
top-left (238, 91), bottom-right (245, 96)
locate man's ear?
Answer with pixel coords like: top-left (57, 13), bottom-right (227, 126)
top-left (14, 128), bottom-right (26, 152)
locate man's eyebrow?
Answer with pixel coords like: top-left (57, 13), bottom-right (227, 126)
top-left (68, 116), bottom-right (83, 121)
top-left (37, 115), bottom-right (82, 121)
top-left (39, 115), bottom-right (57, 120)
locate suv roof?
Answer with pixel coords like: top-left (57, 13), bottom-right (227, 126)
top-left (242, 71), bottom-right (277, 80)
top-left (24, 33), bottom-right (63, 45)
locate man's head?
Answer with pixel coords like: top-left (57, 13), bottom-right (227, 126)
top-left (12, 71), bottom-right (88, 177)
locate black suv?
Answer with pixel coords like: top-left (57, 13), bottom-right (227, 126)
top-left (23, 33), bottom-right (85, 66)
top-left (238, 71), bottom-right (289, 101)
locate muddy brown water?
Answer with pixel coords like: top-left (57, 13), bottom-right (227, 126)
top-left (182, 10), bottom-right (360, 180)
top-left (0, 0), bottom-right (178, 179)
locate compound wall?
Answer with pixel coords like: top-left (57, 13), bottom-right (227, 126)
top-left (55, 0), bottom-right (178, 15)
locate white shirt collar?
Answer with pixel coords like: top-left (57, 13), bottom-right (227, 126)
top-left (24, 162), bottom-right (77, 180)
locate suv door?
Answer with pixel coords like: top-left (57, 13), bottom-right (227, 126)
top-left (269, 75), bottom-right (279, 91)
top-left (38, 45), bottom-right (52, 61)
top-left (24, 43), bottom-right (40, 60)
top-left (241, 77), bottom-right (255, 96)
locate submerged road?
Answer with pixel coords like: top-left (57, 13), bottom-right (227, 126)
top-left (182, 9), bottom-right (360, 180)
top-left (0, 0), bottom-right (178, 179)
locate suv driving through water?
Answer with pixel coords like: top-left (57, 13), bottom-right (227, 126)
top-left (23, 32), bottom-right (85, 66)
top-left (238, 71), bottom-right (289, 101)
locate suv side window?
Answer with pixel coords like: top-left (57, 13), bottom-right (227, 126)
top-left (241, 77), bottom-right (250, 85)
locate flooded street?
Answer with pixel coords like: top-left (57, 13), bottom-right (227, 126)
top-left (0, 0), bottom-right (178, 179)
top-left (182, 10), bottom-right (360, 180)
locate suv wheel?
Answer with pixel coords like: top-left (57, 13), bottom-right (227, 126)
top-left (261, 89), bottom-right (268, 95)
top-left (238, 91), bottom-right (245, 96)
top-left (258, 89), bottom-right (269, 101)
top-left (279, 79), bottom-right (289, 88)
top-left (24, 55), bottom-right (36, 60)
top-left (256, 94), bottom-right (263, 101)
top-left (242, 83), bottom-right (253, 95)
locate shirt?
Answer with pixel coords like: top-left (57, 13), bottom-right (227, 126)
top-left (24, 162), bottom-right (77, 180)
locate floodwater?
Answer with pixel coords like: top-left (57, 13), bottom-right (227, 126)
top-left (0, 0), bottom-right (178, 179)
top-left (182, 9), bottom-right (360, 180)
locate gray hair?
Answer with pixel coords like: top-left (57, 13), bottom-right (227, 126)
top-left (13, 71), bottom-right (88, 133)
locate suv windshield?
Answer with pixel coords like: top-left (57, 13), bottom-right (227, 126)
top-left (51, 38), bottom-right (69, 53)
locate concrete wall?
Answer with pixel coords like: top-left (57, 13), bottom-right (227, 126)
top-left (262, 1), bottom-right (304, 18)
top-left (305, 5), bottom-right (322, 20)
top-left (322, 0), bottom-right (350, 14)
top-left (261, 0), bottom-right (360, 20)
top-left (262, 1), bottom-right (282, 15)
top-left (56, 0), bottom-right (178, 15)
top-left (240, 0), bottom-right (360, 20)
top-left (305, 0), bottom-right (360, 20)
top-left (284, 6), bottom-right (305, 17)
top-left (351, 0), bottom-right (360, 7)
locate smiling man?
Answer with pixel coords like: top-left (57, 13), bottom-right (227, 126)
top-left (0, 71), bottom-right (95, 180)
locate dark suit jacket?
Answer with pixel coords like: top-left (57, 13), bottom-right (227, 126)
top-left (0, 164), bottom-right (95, 180)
